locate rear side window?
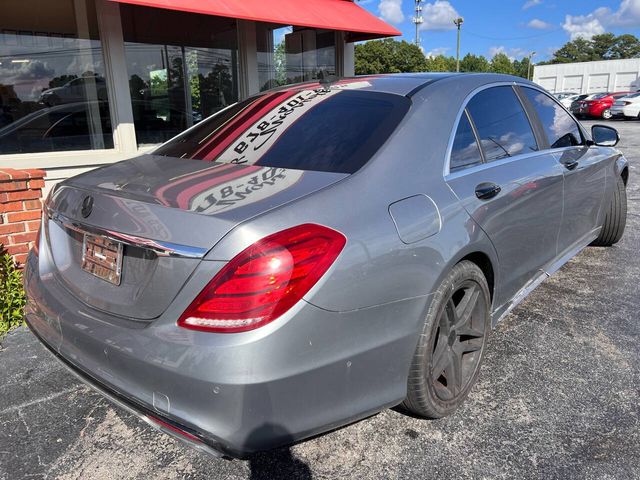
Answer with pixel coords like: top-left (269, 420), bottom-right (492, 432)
top-left (154, 89), bottom-right (410, 174)
top-left (520, 87), bottom-right (583, 149)
top-left (450, 111), bottom-right (482, 171)
top-left (466, 86), bottom-right (538, 162)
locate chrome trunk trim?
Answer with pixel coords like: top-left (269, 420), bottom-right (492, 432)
top-left (45, 206), bottom-right (208, 259)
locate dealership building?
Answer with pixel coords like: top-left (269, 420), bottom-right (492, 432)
top-left (533, 58), bottom-right (640, 95)
top-left (0, 0), bottom-right (399, 188)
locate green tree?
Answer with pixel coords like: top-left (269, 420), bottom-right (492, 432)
top-left (460, 53), bottom-right (490, 73)
top-left (549, 33), bottom-right (640, 63)
top-left (425, 54), bottom-right (457, 72)
top-left (550, 37), bottom-right (595, 63)
top-left (355, 39), bottom-right (428, 74)
top-left (273, 41), bottom-right (288, 86)
top-left (490, 53), bottom-right (515, 74)
top-left (512, 57), bottom-right (532, 79)
top-left (591, 33), bottom-right (617, 60)
top-left (610, 34), bottom-right (640, 59)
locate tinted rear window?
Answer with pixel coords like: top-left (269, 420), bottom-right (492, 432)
top-left (154, 88), bottom-right (410, 174)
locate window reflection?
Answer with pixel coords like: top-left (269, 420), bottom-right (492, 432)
top-left (257, 24), bottom-right (336, 91)
top-left (121, 5), bottom-right (239, 146)
top-left (450, 111), bottom-right (482, 171)
top-left (155, 81), bottom-right (409, 174)
top-left (521, 87), bottom-right (582, 149)
top-left (0, 0), bottom-right (112, 154)
top-left (466, 86), bottom-right (538, 162)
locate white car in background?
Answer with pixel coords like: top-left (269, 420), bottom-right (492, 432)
top-left (553, 92), bottom-right (575, 107)
top-left (611, 92), bottom-right (640, 119)
top-left (560, 93), bottom-right (589, 109)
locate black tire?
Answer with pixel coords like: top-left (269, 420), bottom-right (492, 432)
top-left (592, 175), bottom-right (627, 246)
top-left (402, 261), bottom-right (491, 418)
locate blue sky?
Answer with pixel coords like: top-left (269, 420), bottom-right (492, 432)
top-left (359, 0), bottom-right (640, 61)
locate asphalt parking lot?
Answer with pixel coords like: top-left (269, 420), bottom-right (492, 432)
top-left (1, 119), bottom-right (639, 480)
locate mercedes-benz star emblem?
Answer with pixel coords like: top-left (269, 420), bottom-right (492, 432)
top-left (81, 195), bottom-right (94, 218)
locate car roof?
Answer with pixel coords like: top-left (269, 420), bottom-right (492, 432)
top-left (273, 72), bottom-right (537, 98)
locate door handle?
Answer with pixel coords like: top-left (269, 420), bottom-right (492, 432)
top-left (475, 182), bottom-right (501, 200)
top-left (564, 160), bottom-right (579, 170)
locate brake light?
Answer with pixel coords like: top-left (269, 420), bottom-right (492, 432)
top-left (178, 224), bottom-right (346, 333)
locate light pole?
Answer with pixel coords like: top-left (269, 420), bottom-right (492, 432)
top-left (413, 0), bottom-right (424, 48)
top-left (453, 17), bottom-right (464, 72)
top-left (527, 51), bottom-right (536, 80)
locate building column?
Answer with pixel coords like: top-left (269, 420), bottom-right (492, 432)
top-left (95, 0), bottom-right (137, 154)
top-left (336, 32), bottom-right (355, 78)
top-left (237, 20), bottom-right (259, 99)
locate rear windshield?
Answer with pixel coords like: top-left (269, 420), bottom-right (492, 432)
top-left (154, 88), bottom-right (410, 174)
top-left (590, 93), bottom-right (609, 99)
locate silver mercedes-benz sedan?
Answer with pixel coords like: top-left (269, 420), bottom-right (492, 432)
top-left (25, 73), bottom-right (628, 458)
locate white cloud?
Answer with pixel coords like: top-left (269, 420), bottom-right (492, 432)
top-left (527, 18), bottom-right (553, 29)
top-left (562, 15), bottom-right (605, 40)
top-left (563, 0), bottom-right (640, 39)
top-left (378, 0), bottom-right (405, 24)
top-left (420, 1), bottom-right (461, 31)
top-left (523, 0), bottom-right (542, 10)
top-left (425, 47), bottom-right (450, 58)
top-left (618, 0), bottom-right (640, 23)
top-left (489, 46), bottom-right (529, 61)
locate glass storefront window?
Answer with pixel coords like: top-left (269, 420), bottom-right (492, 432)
top-left (0, 0), bottom-right (112, 155)
top-left (120, 5), bottom-right (239, 147)
top-left (257, 24), bottom-right (336, 91)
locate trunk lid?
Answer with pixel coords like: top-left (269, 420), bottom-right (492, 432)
top-left (44, 154), bottom-right (347, 320)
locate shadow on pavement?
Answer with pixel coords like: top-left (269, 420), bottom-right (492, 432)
top-left (244, 423), bottom-right (311, 480)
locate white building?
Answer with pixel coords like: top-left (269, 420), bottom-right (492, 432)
top-left (533, 58), bottom-right (640, 95)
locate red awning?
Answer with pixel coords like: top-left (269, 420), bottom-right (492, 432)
top-left (109, 0), bottom-right (400, 41)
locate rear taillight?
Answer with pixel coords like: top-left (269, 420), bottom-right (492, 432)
top-left (178, 224), bottom-right (346, 333)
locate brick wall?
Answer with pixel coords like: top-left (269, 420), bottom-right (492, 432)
top-left (0, 168), bottom-right (46, 266)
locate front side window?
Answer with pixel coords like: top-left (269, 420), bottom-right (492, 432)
top-left (155, 87), bottom-right (410, 174)
top-left (121, 5), bottom-right (239, 147)
top-left (521, 87), bottom-right (582, 149)
top-left (466, 86), bottom-right (538, 162)
top-left (0, 0), bottom-right (112, 154)
top-left (450, 111), bottom-right (482, 171)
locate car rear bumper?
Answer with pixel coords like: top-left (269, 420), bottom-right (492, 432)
top-left (611, 105), bottom-right (640, 117)
top-left (24, 251), bottom-right (429, 457)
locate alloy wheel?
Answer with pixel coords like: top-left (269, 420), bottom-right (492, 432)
top-left (430, 280), bottom-right (487, 401)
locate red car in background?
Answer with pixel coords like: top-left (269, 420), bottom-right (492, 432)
top-left (571, 91), bottom-right (635, 119)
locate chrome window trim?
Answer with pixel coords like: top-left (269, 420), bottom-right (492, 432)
top-left (45, 206), bottom-right (208, 259)
top-left (443, 81), bottom-right (589, 178)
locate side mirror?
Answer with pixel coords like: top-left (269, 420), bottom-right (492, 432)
top-left (591, 125), bottom-right (619, 147)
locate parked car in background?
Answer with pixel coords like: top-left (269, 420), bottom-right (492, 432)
top-left (39, 76), bottom-right (108, 107)
top-left (561, 93), bottom-right (588, 109)
top-left (25, 73), bottom-right (629, 458)
top-left (553, 92), bottom-right (575, 103)
top-left (0, 101), bottom-right (113, 154)
top-left (571, 91), bottom-right (635, 119)
top-left (611, 92), bottom-right (640, 119)
top-left (568, 94), bottom-right (591, 111)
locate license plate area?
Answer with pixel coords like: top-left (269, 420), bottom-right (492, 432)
top-left (81, 233), bottom-right (123, 285)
